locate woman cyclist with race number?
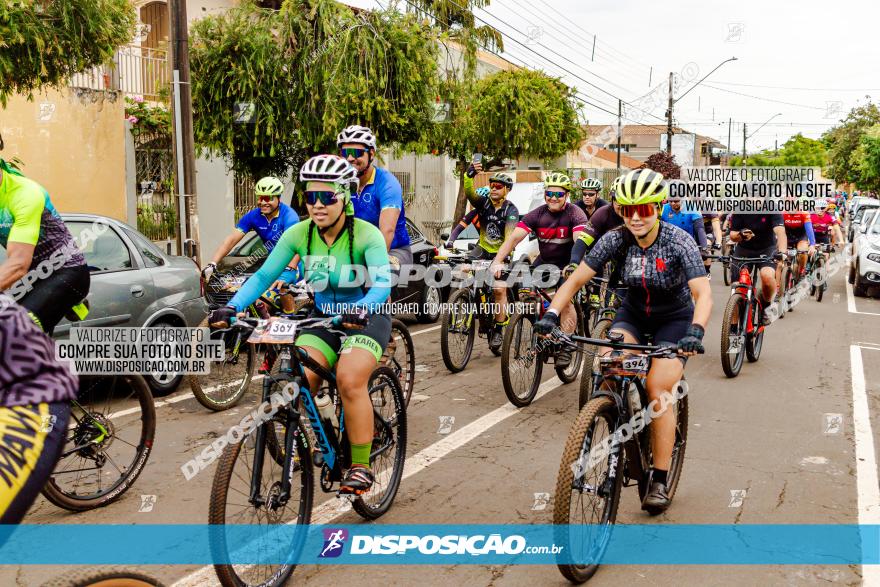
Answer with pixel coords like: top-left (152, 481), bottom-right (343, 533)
top-left (209, 155), bottom-right (392, 495)
top-left (535, 169), bottom-right (712, 512)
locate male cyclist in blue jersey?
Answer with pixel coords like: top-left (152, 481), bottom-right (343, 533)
top-left (203, 176), bottom-right (300, 311)
top-left (0, 159), bottom-right (90, 334)
top-left (209, 155), bottom-right (392, 495)
top-left (337, 125), bottom-right (412, 272)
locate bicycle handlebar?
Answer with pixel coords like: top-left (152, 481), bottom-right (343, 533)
top-left (553, 330), bottom-right (704, 357)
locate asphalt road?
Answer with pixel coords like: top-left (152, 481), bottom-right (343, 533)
top-left (5, 261), bottom-right (880, 587)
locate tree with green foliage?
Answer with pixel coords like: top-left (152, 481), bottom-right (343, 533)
top-left (0, 0), bottom-right (135, 106)
top-left (851, 124), bottom-right (880, 192)
top-left (730, 133), bottom-right (827, 168)
top-left (822, 102), bottom-right (880, 185)
top-left (444, 69), bottom-right (584, 221)
top-left (190, 0), bottom-right (440, 179)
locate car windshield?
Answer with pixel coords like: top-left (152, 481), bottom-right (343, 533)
top-left (868, 215), bottom-right (880, 236)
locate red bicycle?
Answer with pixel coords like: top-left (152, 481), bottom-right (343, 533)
top-left (714, 255), bottom-right (775, 378)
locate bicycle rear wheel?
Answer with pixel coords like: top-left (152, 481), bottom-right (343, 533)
top-left (353, 366), bottom-right (407, 520)
top-left (210, 416), bottom-right (313, 587)
top-left (815, 257), bottom-right (826, 303)
top-left (190, 317), bottom-right (256, 411)
top-left (501, 309), bottom-right (544, 407)
top-left (440, 288), bottom-right (475, 373)
top-left (720, 293), bottom-right (747, 378)
top-left (578, 319), bottom-right (612, 409)
top-left (42, 375), bottom-right (155, 511)
top-left (554, 396), bottom-right (623, 583)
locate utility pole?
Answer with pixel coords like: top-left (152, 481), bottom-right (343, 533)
top-left (742, 123), bottom-right (747, 166)
top-left (616, 99), bottom-right (622, 170)
top-left (775, 138), bottom-right (778, 156)
top-left (168, 0), bottom-right (199, 261)
top-left (727, 118), bottom-right (732, 166)
top-left (666, 72), bottom-right (674, 154)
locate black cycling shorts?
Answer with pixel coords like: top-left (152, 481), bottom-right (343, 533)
top-left (732, 244), bottom-right (777, 275)
top-left (785, 226), bottom-right (808, 245)
top-left (0, 402), bottom-right (70, 527)
top-left (611, 303), bottom-right (693, 364)
top-left (16, 264), bottom-right (90, 335)
top-left (815, 232), bottom-right (831, 245)
top-left (296, 313), bottom-right (392, 368)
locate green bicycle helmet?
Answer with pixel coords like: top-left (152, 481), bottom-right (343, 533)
top-left (581, 177), bottom-right (602, 191)
top-left (615, 169), bottom-right (668, 205)
top-left (544, 172), bottom-right (573, 192)
top-left (255, 176), bottom-right (284, 197)
top-left (489, 172), bottom-right (514, 189)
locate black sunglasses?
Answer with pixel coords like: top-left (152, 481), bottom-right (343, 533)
top-left (305, 191), bottom-right (340, 206)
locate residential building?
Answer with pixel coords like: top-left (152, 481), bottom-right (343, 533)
top-left (582, 124), bottom-right (727, 167)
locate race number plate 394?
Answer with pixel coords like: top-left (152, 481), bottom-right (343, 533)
top-left (621, 356), bottom-right (649, 372)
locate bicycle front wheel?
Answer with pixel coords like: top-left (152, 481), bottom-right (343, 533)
top-left (720, 293), bottom-right (747, 378)
top-left (210, 417), bottom-right (313, 587)
top-left (353, 366), bottom-right (407, 520)
top-left (42, 375), bottom-right (155, 511)
top-left (440, 288), bottom-right (475, 373)
top-left (190, 317), bottom-right (256, 411)
top-left (554, 395), bottom-right (623, 583)
top-left (501, 309), bottom-right (543, 407)
top-left (556, 302), bottom-right (585, 384)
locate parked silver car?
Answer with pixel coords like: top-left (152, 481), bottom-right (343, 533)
top-left (0, 214), bottom-right (208, 394)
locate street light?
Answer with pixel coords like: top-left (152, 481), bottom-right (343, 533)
top-left (666, 57), bottom-right (738, 154)
top-left (742, 113), bottom-right (782, 165)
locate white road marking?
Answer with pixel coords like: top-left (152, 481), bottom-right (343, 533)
top-left (107, 376), bottom-right (265, 420)
top-left (849, 345), bottom-right (880, 585)
top-left (171, 376), bottom-right (565, 587)
top-left (846, 281), bottom-right (880, 316)
top-left (409, 324), bottom-right (441, 337)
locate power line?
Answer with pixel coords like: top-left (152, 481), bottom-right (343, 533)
top-left (705, 80), bottom-right (880, 92)
top-left (701, 83), bottom-right (827, 111)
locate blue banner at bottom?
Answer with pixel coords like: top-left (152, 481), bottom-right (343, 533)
top-left (0, 524), bottom-right (877, 565)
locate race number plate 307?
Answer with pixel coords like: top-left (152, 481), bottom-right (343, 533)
top-left (249, 318), bottom-right (299, 344)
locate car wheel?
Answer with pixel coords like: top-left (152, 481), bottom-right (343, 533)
top-left (853, 263), bottom-right (869, 297)
top-left (848, 262), bottom-right (856, 284)
top-left (416, 281), bottom-right (442, 324)
top-left (144, 322), bottom-right (184, 396)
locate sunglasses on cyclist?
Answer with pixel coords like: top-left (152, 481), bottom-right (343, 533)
top-left (490, 182), bottom-right (506, 190)
top-left (619, 203), bottom-right (657, 218)
top-left (544, 191), bottom-right (567, 200)
top-left (257, 195), bottom-right (276, 203)
top-left (305, 191), bottom-right (341, 206)
top-left (339, 147), bottom-right (368, 159)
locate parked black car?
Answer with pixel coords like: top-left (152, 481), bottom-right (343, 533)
top-left (210, 218), bottom-right (443, 323)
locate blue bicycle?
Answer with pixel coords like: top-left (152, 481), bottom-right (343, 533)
top-left (208, 314), bottom-right (407, 587)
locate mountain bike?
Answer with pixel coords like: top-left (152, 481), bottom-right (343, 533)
top-left (552, 330), bottom-right (691, 583)
top-left (501, 279), bottom-right (586, 407)
top-left (209, 315), bottom-right (406, 587)
top-left (806, 243), bottom-right (834, 303)
top-left (714, 255), bottom-right (773, 378)
top-left (438, 256), bottom-right (518, 372)
top-left (43, 374), bottom-right (156, 511)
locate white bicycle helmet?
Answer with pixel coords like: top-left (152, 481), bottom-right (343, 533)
top-left (581, 178), bottom-right (602, 191)
top-left (336, 124), bottom-right (377, 150)
top-left (299, 154), bottom-right (358, 189)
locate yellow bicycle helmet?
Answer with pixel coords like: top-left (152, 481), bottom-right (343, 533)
top-left (615, 169), bottom-right (668, 205)
top-left (544, 172), bottom-right (573, 192)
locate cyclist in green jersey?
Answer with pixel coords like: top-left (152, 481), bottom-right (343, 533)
top-left (0, 159), bottom-right (89, 334)
top-left (209, 155), bottom-right (392, 495)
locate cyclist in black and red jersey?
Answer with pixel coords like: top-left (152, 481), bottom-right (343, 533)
top-left (782, 211), bottom-right (816, 279)
top-left (491, 172), bottom-right (588, 365)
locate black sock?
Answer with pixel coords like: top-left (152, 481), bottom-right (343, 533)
top-left (653, 468), bottom-right (668, 485)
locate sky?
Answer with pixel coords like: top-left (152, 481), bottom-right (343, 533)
top-left (345, 0), bottom-right (880, 154)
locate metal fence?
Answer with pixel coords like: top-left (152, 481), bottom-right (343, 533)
top-left (134, 132), bottom-right (177, 242)
top-left (234, 174), bottom-right (257, 222)
top-left (69, 45), bottom-right (169, 101)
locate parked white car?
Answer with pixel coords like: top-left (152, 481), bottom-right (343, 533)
top-left (849, 209), bottom-right (880, 297)
top-left (441, 182), bottom-right (545, 264)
